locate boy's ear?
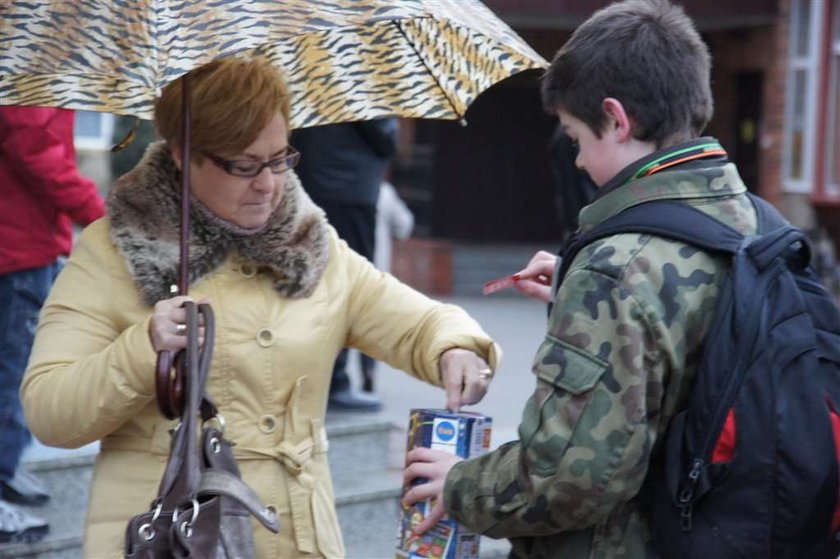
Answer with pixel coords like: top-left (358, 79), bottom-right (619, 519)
top-left (602, 98), bottom-right (634, 142)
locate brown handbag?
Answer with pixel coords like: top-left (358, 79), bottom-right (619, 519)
top-left (124, 302), bottom-right (279, 558)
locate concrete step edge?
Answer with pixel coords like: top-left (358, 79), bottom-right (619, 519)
top-left (0, 536), bottom-right (81, 558)
top-left (334, 468), bottom-right (402, 506)
top-left (335, 485), bottom-right (401, 507)
top-left (22, 454), bottom-right (95, 473)
top-left (326, 418), bottom-right (396, 437)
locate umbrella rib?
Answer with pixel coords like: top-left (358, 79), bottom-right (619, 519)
top-left (391, 19), bottom-right (466, 125)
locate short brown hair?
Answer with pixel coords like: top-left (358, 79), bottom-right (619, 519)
top-left (541, 0), bottom-right (712, 146)
top-left (154, 56), bottom-right (291, 159)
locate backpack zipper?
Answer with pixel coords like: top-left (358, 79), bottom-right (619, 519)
top-left (678, 458), bottom-right (703, 530)
top-left (677, 259), bottom-right (785, 531)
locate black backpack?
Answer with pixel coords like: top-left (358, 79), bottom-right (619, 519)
top-left (556, 194), bottom-right (840, 558)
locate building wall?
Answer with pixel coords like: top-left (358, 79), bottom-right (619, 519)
top-left (706, 26), bottom-right (783, 199)
top-left (705, 0), bottom-right (834, 234)
top-left (770, 0), bottom-right (821, 231)
top-left (484, 0), bottom-right (778, 29)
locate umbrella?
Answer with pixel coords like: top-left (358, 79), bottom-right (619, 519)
top-left (0, 0), bottom-right (547, 127)
top-left (0, 0), bottom-right (547, 416)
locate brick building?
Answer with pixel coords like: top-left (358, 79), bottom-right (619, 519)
top-left (392, 0), bottom-right (840, 251)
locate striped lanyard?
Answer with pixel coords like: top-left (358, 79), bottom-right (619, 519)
top-left (631, 141), bottom-right (727, 180)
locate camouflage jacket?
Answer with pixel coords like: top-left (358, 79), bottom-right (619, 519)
top-left (444, 147), bottom-right (758, 558)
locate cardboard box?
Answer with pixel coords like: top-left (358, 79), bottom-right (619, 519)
top-left (396, 409), bottom-right (492, 559)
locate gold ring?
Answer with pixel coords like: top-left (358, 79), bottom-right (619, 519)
top-left (174, 323), bottom-right (187, 335)
top-left (478, 368), bottom-right (493, 381)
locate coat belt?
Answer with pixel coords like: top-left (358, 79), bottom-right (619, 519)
top-left (234, 437), bottom-right (334, 555)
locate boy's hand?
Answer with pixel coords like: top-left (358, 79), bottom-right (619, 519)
top-left (403, 447), bottom-right (463, 535)
top-left (514, 250), bottom-right (557, 303)
top-left (439, 348), bottom-right (493, 412)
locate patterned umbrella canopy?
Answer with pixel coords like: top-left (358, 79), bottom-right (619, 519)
top-left (0, 0), bottom-right (547, 127)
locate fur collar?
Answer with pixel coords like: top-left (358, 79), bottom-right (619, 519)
top-left (107, 142), bottom-right (330, 305)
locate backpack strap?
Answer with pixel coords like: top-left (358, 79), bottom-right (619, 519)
top-left (555, 201), bottom-right (745, 289)
top-left (747, 192), bottom-right (787, 234)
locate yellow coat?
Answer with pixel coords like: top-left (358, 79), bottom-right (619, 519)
top-left (21, 214), bottom-right (498, 558)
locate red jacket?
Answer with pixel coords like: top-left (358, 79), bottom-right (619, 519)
top-left (0, 106), bottom-right (105, 275)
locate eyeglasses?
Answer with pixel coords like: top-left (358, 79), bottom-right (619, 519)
top-left (203, 146), bottom-right (300, 178)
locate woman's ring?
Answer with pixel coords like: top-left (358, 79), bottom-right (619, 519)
top-left (174, 323), bottom-right (187, 336)
top-left (478, 368), bottom-right (493, 381)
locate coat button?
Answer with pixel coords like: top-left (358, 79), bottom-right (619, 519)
top-left (256, 329), bottom-right (274, 347)
top-left (259, 415), bottom-right (277, 433)
top-left (240, 263), bottom-right (257, 278)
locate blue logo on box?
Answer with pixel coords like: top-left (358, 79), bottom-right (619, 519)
top-left (435, 420), bottom-right (456, 442)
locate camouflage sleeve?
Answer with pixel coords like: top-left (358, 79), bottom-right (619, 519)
top-left (444, 266), bottom-right (663, 537)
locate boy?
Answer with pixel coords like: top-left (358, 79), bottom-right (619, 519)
top-left (403, 1), bottom-right (759, 557)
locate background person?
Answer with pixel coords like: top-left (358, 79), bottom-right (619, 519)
top-left (20, 57), bottom-right (499, 558)
top-left (374, 180), bottom-right (414, 273)
top-left (0, 105), bottom-right (105, 543)
top-left (357, 180), bottom-right (416, 392)
top-left (549, 125), bottom-right (597, 239)
top-left (292, 118), bottom-right (399, 411)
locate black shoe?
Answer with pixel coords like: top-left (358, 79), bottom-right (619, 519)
top-left (0, 500), bottom-right (49, 544)
top-left (328, 388), bottom-right (383, 412)
top-left (0, 468), bottom-right (50, 507)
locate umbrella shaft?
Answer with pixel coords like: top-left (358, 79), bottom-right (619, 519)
top-left (179, 76), bottom-right (192, 295)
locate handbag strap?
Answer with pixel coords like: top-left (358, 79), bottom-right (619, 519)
top-left (157, 301), bottom-right (213, 508)
top-left (153, 302), bottom-right (280, 532)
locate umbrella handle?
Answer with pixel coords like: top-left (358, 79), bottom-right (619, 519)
top-left (156, 350), bottom-right (184, 419)
top-left (156, 74), bottom-right (192, 420)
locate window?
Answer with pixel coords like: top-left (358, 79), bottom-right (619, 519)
top-left (782, 0), bottom-right (822, 193)
top-left (73, 111), bottom-right (115, 151)
top-left (826, 1), bottom-right (840, 195)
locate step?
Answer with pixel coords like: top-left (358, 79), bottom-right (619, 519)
top-left (326, 410), bottom-right (395, 485)
top-left (331, 413), bottom-right (404, 558)
top-left (337, 467), bottom-right (403, 558)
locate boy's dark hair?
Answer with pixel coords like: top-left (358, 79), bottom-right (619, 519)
top-left (541, 0), bottom-right (712, 146)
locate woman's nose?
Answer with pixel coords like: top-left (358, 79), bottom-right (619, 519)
top-left (250, 167), bottom-right (275, 191)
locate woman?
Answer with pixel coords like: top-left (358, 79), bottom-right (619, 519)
top-left (20, 57), bottom-right (498, 558)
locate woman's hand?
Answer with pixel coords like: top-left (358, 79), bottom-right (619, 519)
top-left (514, 250), bottom-right (557, 303)
top-left (402, 447), bottom-right (463, 535)
top-left (439, 348), bottom-right (493, 412)
top-left (148, 296), bottom-right (208, 352)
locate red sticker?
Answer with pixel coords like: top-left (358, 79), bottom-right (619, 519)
top-left (482, 275), bottom-right (517, 295)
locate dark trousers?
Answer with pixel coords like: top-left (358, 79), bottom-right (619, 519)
top-left (316, 202), bottom-right (377, 394)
